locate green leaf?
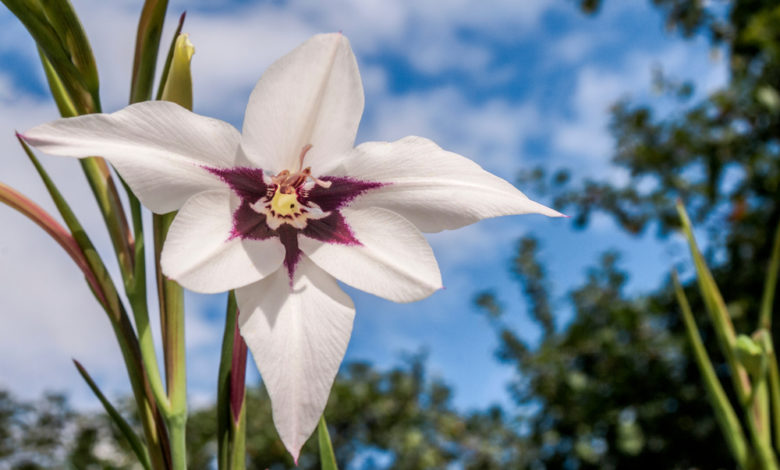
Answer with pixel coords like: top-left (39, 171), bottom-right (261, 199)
top-left (130, 0), bottom-right (170, 103)
top-left (2, 0), bottom-right (97, 112)
top-left (38, 46), bottom-right (78, 117)
top-left (16, 135), bottom-right (122, 314)
top-left (759, 221), bottom-right (780, 330)
top-left (672, 272), bottom-right (750, 469)
top-left (676, 201), bottom-right (751, 402)
top-left (14, 138), bottom-right (169, 469)
top-left (73, 360), bottom-right (151, 470)
top-left (318, 415), bottom-right (339, 470)
top-left (230, 404), bottom-right (247, 470)
top-left (38, 0), bottom-right (99, 97)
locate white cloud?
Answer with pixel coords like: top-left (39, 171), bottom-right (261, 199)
top-left (551, 37), bottom-right (727, 172)
top-left (362, 86), bottom-right (543, 177)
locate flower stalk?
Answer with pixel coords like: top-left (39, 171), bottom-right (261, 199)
top-left (675, 202), bottom-right (780, 469)
top-left (154, 26), bottom-right (195, 470)
top-left (217, 292), bottom-right (247, 470)
top-left (672, 271), bottom-right (750, 468)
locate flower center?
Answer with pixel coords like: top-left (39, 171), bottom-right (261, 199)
top-left (250, 144), bottom-right (332, 230)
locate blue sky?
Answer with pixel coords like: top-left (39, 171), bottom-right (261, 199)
top-left (0, 0), bottom-right (726, 414)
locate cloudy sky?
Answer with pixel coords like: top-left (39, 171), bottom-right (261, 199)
top-left (0, 0), bottom-right (726, 412)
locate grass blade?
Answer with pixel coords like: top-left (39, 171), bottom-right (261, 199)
top-left (38, 0), bottom-right (99, 98)
top-left (677, 200), bottom-right (751, 402)
top-left (318, 415), bottom-right (339, 470)
top-left (759, 221), bottom-right (780, 330)
top-left (673, 271), bottom-right (750, 469)
top-left (130, 0), bottom-right (169, 103)
top-left (73, 360), bottom-right (151, 470)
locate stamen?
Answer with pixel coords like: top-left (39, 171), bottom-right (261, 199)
top-left (270, 144), bottom-right (332, 192)
top-left (313, 176), bottom-right (332, 188)
top-left (297, 144), bottom-right (313, 171)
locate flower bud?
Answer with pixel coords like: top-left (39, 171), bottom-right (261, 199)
top-left (161, 33), bottom-right (194, 110)
top-left (735, 334), bottom-right (767, 378)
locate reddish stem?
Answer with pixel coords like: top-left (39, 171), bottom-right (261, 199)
top-left (230, 311), bottom-right (248, 424)
top-left (0, 182), bottom-right (107, 307)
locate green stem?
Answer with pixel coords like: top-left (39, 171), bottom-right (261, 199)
top-left (79, 157), bottom-right (134, 281)
top-left (677, 202), bottom-right (752, 403)
top-left (217, 292), bottom-right (238, 470)
top-left (155, 211), bottom-right (186, 470)
top-left (168, 411), bottom-right (187, 470)
top-left (746, 401), bottom-right (779, 470)
top-left (759, 222), bottom-right (780, 331)
top-left (230, 404), bottom-right (247, 470)
top-left (123, 178), bottom-right (169, 417)
top-left (769, 350), bottom-right (780, 451)
top-left (115, 304), bottom-right (170, 470)
top-left (129, 291), bottom-right (171, 415)
top-left (673, 271), bottom-right (750, 468)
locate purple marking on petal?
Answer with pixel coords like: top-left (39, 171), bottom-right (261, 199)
top-left (302, 211), bottom-right (360, 246)
top-left (277, 225), bottom-right (301, 281)
top-left (206, 166), bottom-right (268, 202)
top-left (306, 176), bottom-right (384, 212)
top-left (204, 167), bottom-right (375, 280)
top-left (230, 201), bottom-right (276, 240)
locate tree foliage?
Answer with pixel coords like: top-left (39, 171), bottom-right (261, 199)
top-left (473, 0), bottom-right (780, 467)
top-left (0, 358), bottom-right (525, 469)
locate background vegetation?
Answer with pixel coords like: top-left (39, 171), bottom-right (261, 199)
top-left (2, 0), bottom-right (779, 468)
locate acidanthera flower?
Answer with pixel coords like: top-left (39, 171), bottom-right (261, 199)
top-left (22, 33), bottom-right (562, 459)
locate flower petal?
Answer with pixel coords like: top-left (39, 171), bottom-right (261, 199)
top-left (336, 136), bottom-right (564, 232)
top-left (236, 259), bottom-right (355, 461)
top-left (299, 207), bottom-right (442, 303)
top-left (241, 33), bottom-right (363, 174)
top-left (161, 190), bottom-right (284, 293)
top-left (22, 101), bottom-right (241, 213)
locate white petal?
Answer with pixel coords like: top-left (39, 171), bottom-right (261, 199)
top-left (236, 259), bottom-right (355, 461)
top-left (241, 33), bottom-right (363, 174)
top-left (161, 190), bottom-right (284, 293)
top-left (23, 101), bottom-right (241, 213)
top-left (335, 136), bottom-right (564, 232)
top-left (300, 207), bottom-right (442, 302)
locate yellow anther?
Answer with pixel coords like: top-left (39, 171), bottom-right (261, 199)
top-left (270, 190), bottom-right (300, 216)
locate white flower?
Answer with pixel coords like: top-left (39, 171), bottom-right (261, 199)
top-left (23, 33), bottom-right (562, 459)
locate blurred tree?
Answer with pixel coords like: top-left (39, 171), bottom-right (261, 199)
top-left (0, 389), bottom-right (138, 469)
top-left (474, 0), bottom-right (780, 468)
top-left (552, 0), bottom-right (780, 314)
top-left (478, 240), bottom-right (730, 469)
top-left (0, 358), bottom-right (525, 469)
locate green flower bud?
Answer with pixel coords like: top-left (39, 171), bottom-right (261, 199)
top-left (735, 334), bottom-right (767, 378)
top-left (161, 33), bottom-right (194, 110)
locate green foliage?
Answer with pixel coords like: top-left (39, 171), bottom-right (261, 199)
top-left (478, 0), bottom-right (780, 467)
top-left (479, 244), bottom-right (733, 468)
top-left (0, 390), bottom-right (140, 469)
top-left (0, 357), bottom-right (527, 469)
